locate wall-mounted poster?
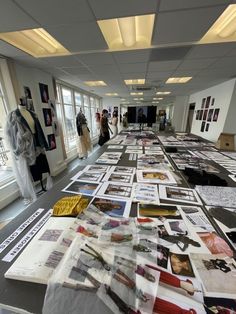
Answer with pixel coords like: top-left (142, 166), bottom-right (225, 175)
top-left (48, 134), bottom-right (56, 150)
top-left (211, 98), bottom-right (215, 106)
top-left (43, 108), bottom-right (52, 127)
top-left (203, 109), bottom-right (208, 121)
top-left (24, 86), bottom-right (35, 111)
top-left (39, 83), bottom-right (49, 103)
top-left (205, 123), bottom-right (209, 132)
top-left (205, 96), bottom-right (211, 108)
top-left (201, 98), bottom-right (206, 108)
top-left (199, 110), bottom-right (203, 120)
top-left (213, 108), bottom-right (220, 122)
top-left (207, 109), bottom-right (214, 122)
top-left (49, 100), bottom-right (57, 119)
top-left (201, 121), bottom-right (206, 132)
top-left (52, 120), bottom-right (59, 136)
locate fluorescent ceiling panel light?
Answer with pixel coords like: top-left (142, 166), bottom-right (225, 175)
top-left (133, 98), bottom-right (144, 100)
top-left (130, 92), bottom-right (143, 96)
top-left (124, 79), bottom-right (145, 85)
top-left (136, 101), bottom-right (141, 103)
top-left (105, 93), bottom-right (118, 96)
top-left (152, 101), bottom-right (159, 103)
top-left (84, 81), bottom-right (107, 87)
top-left (156, 91), bottom-right (171, 95)
top-left (199, 4), bottom-right (236, 43)
top-left (121, 98), bottom-right (126, 101)
top-left (0, 28), bottom-right (69, 58)
top-left (166, 77), bottom-right (192, 84)
top-left (97, 14), bottom-right (155, 51)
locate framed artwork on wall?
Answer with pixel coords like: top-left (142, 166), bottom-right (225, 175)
top-left (201, 98), bottom-right (206, 108)
top-left (213, 109), bottom-right (220, 122)
top-left (47, 134), bottom-right (56, 150)
top-left (43, 108), bottom-right (52, 127)
top-left (205, 123), bottom-right (209, 132)
top-left (205, 96), bottom-right (211, 108)
top-left (207, 109), bottom-right (214, 122)
top-left (196, 110), bottom-right (200, 120)
top-left (24, 86), bottom-right (32, 99)
top-left (211, 98), bottom-right (215, 106)
top-left (39, 83), bottom-right (49, 103)
top-left (201, 121), bottom-right (205, 132)
top-left (203, 109), bottom-right (208, 121)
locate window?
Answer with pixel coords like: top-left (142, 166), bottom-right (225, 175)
top-left (0, 76), bottom-right (14, 186)
top-left (56, 83), bottom-right (101, 157)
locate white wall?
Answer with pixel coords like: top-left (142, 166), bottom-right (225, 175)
top-left (14, 63), bottom-right (67, 176)
top-left (172, 96), bottom-right (189, 132)
top-left (190, 79), bottom-right (236, 142)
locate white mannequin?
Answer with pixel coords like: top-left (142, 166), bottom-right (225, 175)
top-left (18, 104), bottom-right (35, 134)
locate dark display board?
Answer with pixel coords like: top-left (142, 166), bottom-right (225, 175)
top-left (127, 106), bottom-right (157, 123)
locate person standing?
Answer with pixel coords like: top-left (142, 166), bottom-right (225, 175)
top-left (99, 109), bottom-right (112, 146)
top-left (110, 111), bottom-right (118, 137)
top-left (76, 109), bottom-right (92, 159)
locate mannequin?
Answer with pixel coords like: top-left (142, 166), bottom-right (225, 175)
top-left (76, 108), bottom-right (92, 159)
top-left (5, 98), bottom-right (52, 203)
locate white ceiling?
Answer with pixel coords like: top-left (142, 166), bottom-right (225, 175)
top-left (0, 0), bottom-right (235, 106)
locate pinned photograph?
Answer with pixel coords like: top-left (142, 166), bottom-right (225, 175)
top-left (170, 252), bottom-right (195, 277)
top-left (203, 110), bottom-right (208, 121)
top-left (199, 110), bottom-right (203, 120)
top-left (201, 98), bottom-right (206, 108)
top-left (62, 181), bottom-right (102, 196)
top-left (39, 83), bottom-right (49, 103)
top-left (213, 108), bottom-right (220, 122)
top-left (205, 96), bottom-right (211, 108)
top-left (97, 182), bottom-right (133, 200)
top-left (43, 108), bottom-right (52, 127)
top-left (207, 109), bottom-right (214, 122)
top-left (47, 134), bottom-right (56, 150)
top-left (159, 185), bottom-right (202, 205)
top-left (89, 196), bottom-right (131, 217)
top-left (136, 170), bottom-right (176, 185)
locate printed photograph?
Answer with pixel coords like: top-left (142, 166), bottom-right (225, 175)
top-left (197, 232), bottom-right (233, 257)
top-left (137, 170), bottom-right (176, 184)
top-left (62, 181), bottom-right (101, 196)
top-left (90, 197), bottom-right (131, 217)
top-left (75, 171), bottom-right (104, 183)
top-left (203, 109), bottom-right (208, 121)
top-left (199, 110), bottom-right (203, 120)
top-left (103, 172), bottom-right (134, 184)
top-left (159, 185), bottom-right (202, 205)
top-left (204, 296), bottom-right (236, 314)
top-left (169, 220), bottom-right (188, 235)
top-left (39, 229), bottom-right (62, 242)
top-left (138, 204), bottom-right (181, 219)
top-left (205, 96), bottom-right (211, 108)
top-left (201, 121), bottom-right (205, 132)
top-left (213, 108), bottom-right (220, 122)
top-left (24, 86), bottom-right (32, 99)
top-left (43, 108), bottom-right (52, 127)
top-left (47, 134), bottom-right (56, 150)
top-left (170, 252), bottom-right (195, 277)
top-left (98, 182), bottom-right (133, 200)
top-left (39, 83), bottom-right (49, 103)
top-left (211, 98), bottom-right (215, 106)
top-left (201, 98), bottom-right (206, 108)
top-left (111, 166), bottom-right (136, 174)
top-left (207, 109), bottom-right (214, 122)
top-left (205, 123), bottom-right (209, 132)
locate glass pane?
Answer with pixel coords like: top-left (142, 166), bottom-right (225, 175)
top-left (0, 96), bottom-right (7, 129)
top-left (90, 106), bottom-right (97, 137)
top-left (75, 92), bottom-right (82, 107)
top-left (62, 88), bottom-right (72, 104)
top-left (90, 97), bottom-right (95, 107)
top-left (64, 105), bottom-right (77, 150)
top-left (83, 95), bottom-right (89, 106)
top-left (75, 106), bottom-right (81, 115)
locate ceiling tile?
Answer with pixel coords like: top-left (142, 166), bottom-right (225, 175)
top-left (112, 50), bottom-right (150, 64)
top-left (0, 0), bottom-right (39, 32)
top-left (186, 43), bottom-right (236, 59)
top-left (152, 5), bottom-right (227, 45)
top-left (206, 56), bottom-right (236, 68)
top-left (118, 63), bottom-right (147, 74)
top-left (62, 67), bottom-right (93, 76)
top-left (146, 71), bottom-right (173, 80)
top-left (42, 56), bottom-right (84, 68)
top-left (88, 0), bottom-right (159, 19)
top-left (150, 46), bottom-right (192, 61)
top-left (75, 52), bottom-right (115, 66)
top-left (148, 60), bottom-right (181, 72)
top-left (89, 65), bottom-right (120, 76)
top-left (159, 0), bottom-right (230, 11)
top-left (177, 58), bottom-right (218, 70)
top-left (15, 0), bottom-right (94, 26)
top-left (45, 22), bottom-right (108, 52)
top-left (0, 40), bottom-right (28, 57)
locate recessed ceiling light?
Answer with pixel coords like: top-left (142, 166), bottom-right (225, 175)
top-left (133, 98), bottom-right (144, 100)
top-left (199, 4), bottom-right (236, 44)
top-left (97, 14), bottom-right (155, 51)
top-left (152, 101), bottom-right (159, 103)
top-left (130, 92), bottom-right (143, 96)
top-left (166, 77), bottom-right (192, 84)
top-left (124, 79), bottom-right (145, 85)
top-left (121, 98), bottom-right (126, 101)
top-left (0, 28), bottom-right (70, 58)
top-left (84, 81), bottom-right (107, 87)
top-left (105, 93), bottom-right (118, 96)
top-left (156, 91), bottom-right (171, 95)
